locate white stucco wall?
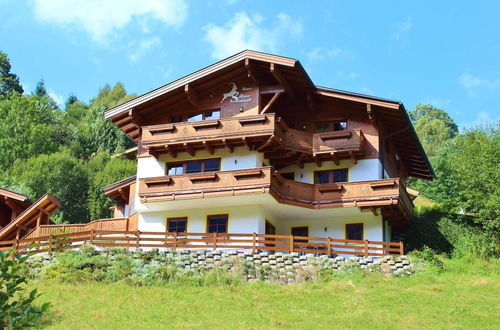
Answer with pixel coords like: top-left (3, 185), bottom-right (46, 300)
top-left (139, 204), bottom-right (265, 234)
top-left (278, 158), bottom-right (382, 184)
top-left (273, 210), bottom-right (384, 242)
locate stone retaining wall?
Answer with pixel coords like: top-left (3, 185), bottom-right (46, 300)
top-left (28, 248), bottom-right (413, 282)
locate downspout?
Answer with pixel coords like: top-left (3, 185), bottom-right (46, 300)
top-left (380, 126), bottom-right (409, 179)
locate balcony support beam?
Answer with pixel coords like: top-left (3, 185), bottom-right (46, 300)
top-left (222, 139), bottom-right (233, 153)
top-left (184, 84), bottom-right (198, 107)
top-left (331, 152), bottom-right (339, 166)
top-left (203, 141), bottom-right (214, 155)
top-left (270, 63), bottom-right (295, 100)
top-left (349, 151), bottom-right (358, 164)
top-left (164, 146), bottom-right (177, 158)
top-left (183, 143), bottom-right (195, 156)
top-left (261, 92), bottom-right (282, 114)
top-left (241, 137), bottom-right (252, 151)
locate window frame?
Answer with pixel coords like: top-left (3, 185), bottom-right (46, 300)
top-left (206, 214), bottom-right (229, 234)
top-left (314, 168), bottom-right (349, 184)
top-left (167, 217), bottom-right (188, 233)
top-left (345, 223), bottom-right (364, 241)
top-left (166, 158), bottom-right (221, 176)
top-left (171, 109), bottom-right (221, 123)
top-left (314, 120), bottom-right (348, 133)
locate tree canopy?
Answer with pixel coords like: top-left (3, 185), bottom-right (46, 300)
top-left (0, 50), bottom-right (137, 224)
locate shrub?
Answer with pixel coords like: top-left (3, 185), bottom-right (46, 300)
top-left (0, 250), bottom-right (50, 328)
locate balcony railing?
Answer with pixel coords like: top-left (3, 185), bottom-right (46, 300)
top-left (141, 114), bottom-right (276, 149)
top-left (140, 114), bottom-right (365, 160)
top-left (139, 167), bottom-right (272, 202)
top-left (0, 230), bottom-right (404, 257)
top-left (270, 173), bottom-right (412, 215)
top-left (138, 168), bottom-right (412, 220)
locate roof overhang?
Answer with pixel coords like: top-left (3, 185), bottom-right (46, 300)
top-left (0, 187), bottom-right (30, 203)
top-left (104, 50), bottom-right (313, 120)
top-left (101, 176), bottom-right (136, 203)
top-left (0, 194), bottom-right (60, 240)
top-left (315, 87), bottom-right (434, 180)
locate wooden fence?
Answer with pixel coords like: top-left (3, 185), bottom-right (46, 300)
top-left (0, 230), bottom-right (404, 257)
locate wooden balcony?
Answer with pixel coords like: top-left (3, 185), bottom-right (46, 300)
top-left (270, 173), bottom-right (412, 221)
top-left (139, 114), bottom-right (365, 165)
top-left (139, 167), bottom-right (273, 202)
top-left (138, 167), bottom-right (412, 225)
top-left (141, 114), bottom-right (276, 157)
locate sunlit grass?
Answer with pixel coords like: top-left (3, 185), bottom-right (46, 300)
top-left (32, 258), bottom-right (500, 329)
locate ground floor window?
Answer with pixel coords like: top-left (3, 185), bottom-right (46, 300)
top-left (167, 217), bottom-right (187, 233)
top-left (345, 223), bottom-right (363, 240)
top-left (207, 214), bottom-right (228, 233)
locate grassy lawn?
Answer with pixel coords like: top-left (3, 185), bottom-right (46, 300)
top-left (31, 258), bottom-right (499, 329)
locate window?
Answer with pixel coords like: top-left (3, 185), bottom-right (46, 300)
top-left (167, 217), bottom-right (187, 233)
top-left (314, 120), bottom-right (348, 133)
top-left (314, 169), bottom-right (348, 184)
top-left (207, 214), bottom-right (228, 233)
top-left (187, 113), bottom-right (203, 122)
top-left (167, 163), bottom-right (184, 176)
top-left (166, 158), bottom-right (221, 175)
top-left (346, 223), bottom-right (363, 241)
top-left (314, 122), bottom-right (330, 133)
top-left (176, 110), bottom-right (221, 123)
top-left (204, 110), bottom-right (220, 120)
top-left (280, 172), bottom-right (295, 180)
top-left (186, 160), bottom-right (202, 173)
top-left (204, 158), bottom-right (220, 172)
top-left (291, 226), bottom-right (309, 244)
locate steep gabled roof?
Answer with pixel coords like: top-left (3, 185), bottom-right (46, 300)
top-left (0, 194), bottom-right (60, 241)
top-left (104, 50), bottom-right (313, 119)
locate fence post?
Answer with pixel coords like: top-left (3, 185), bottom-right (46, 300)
top-left (48, 234), bottom-right (53, 254)
top-left (289, 235), bottom-right (294, 253)
top-left (212, 232), bottom-right (217, 251)
top-left (252, 232), bottom-right (256, 254)
top-left (399, 241), bottom-right (404, 256)
top-left (173, 232), bottom-right (177, 252)
top-left (364, 240), bottom-right (369, 257)
top-left (136, 230), bottom-right (140, 250)
top-left (89, 229), bottom-right (95, 245)
top-left (14, 238), bottom-right (19, 252)
top-left (327, 237), bottom-right (332, 257)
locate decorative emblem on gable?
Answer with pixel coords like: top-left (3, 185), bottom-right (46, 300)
top-left (220, 83), bottom-right (252, 104)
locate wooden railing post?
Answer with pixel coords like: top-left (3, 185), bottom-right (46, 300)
top-left (173, 232), bottom-right (177, 252)
top-left (48, 234), bottom-right (53, 254)
top-left (252, 232), bottom-right (256, 254)
top-left (89, 229), bottom-right (95, 245)
top-left (364, 239), bottom-right (369, 257)
top-left (14, 238), bottom-right (19, 252)
top-left (212, 232), bottom-right (217, 251)
top-left (289, 235), bottom-right (294, 253)
top-left (136, 230), bottom-right (140, 249)
top-left (399, 241), bottom-right (404, 256)
top-left (327, 237), bottom-right (332, 257)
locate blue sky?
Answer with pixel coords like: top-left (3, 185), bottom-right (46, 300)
top-left (1, 0), bottom-right (499, 129)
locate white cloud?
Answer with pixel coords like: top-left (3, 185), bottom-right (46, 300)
top-left (459, 73), bottom-right (499, 89)
top-left (306, 47), bottom-right (351, 62)
top-left (461, 111), bottom-right (499, 130)
top-left (394, 17), bottom-right (412, 40)
top-left (203, 12), bottom-right (302, 59)
top-left (47, 88), bottom-right (64, 106)
top-left (128, 37), bottom-right (161, 63)
top-left (32, 0), bottom-right (188, 43)
top-left (458, 73), bottom-right (500, 96)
